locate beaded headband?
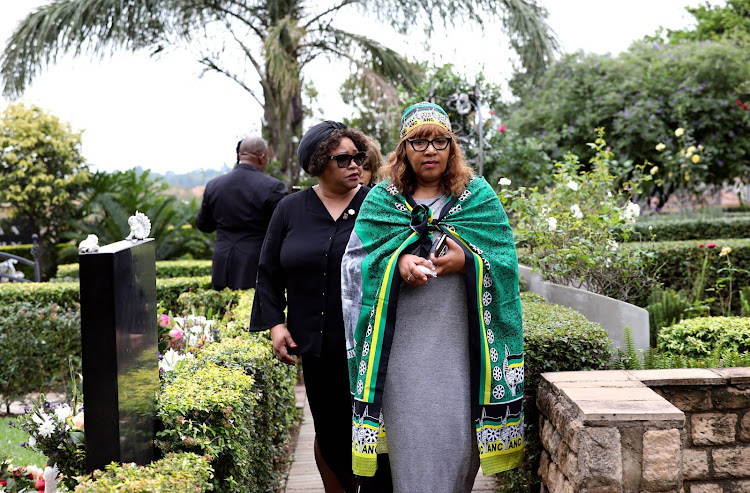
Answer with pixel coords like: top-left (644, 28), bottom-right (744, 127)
top-left (399, 101), bottom-right (452, 139)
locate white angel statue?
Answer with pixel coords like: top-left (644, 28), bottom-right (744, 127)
top-left (78, 234), bottom-right (99, 253)
top-left (126, 211), bottom-right (151, 242)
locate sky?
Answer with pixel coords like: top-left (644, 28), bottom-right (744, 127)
top-left (0, 0), bottom-right (724, 174)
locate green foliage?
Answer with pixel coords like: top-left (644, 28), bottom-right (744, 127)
top-left (741, 286), bottom-right (750, 316)
top-left (60, 169), bottom-right (212, 263)
top-left (498, 292), bottom-right (612, 492)
top-left (175, 289), bottom-right (243, 320)
top-left (196, 333), bottom-right (298, 491)
top-left (0, 277), bottom-right (212, 310)
top-left (53, 259), bottom-right (213, 280)
top-left (645, 288), bottom-right (707, 347)
top-left (639, 239), bottom-right (750, 314)
top-left (657, 316), bottom-right (750, 359)
top-left (0, 102), bottom-right (90, 279)
top-left (614, 339), bottom-right (750, 370)
top-left (648, 0), bottom-right (750, 44)
top-left (74, 452), bottom-right (214, 492)
top-left (632, 215), bottom-right (750, 242)
top-left (156, 361), bottom-right (258, 491)
top-left (506, 39), bottom-right (750, 202)
top-left (0, 302), bottom-right (81, 411)
top-left (499, 130), bottom-right (660, 305)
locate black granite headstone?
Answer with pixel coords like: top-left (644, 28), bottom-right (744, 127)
top-left (79, 239), bottom-right (158, 472)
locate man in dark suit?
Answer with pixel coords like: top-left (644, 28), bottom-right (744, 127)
top-left (196, 136), bottom-right (287, 290)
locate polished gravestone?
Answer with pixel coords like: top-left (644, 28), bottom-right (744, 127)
top-left (79, 239), bottom-right (158, 472)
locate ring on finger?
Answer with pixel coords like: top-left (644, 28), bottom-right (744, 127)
top-left (407, 273), bottom-right (413, 281)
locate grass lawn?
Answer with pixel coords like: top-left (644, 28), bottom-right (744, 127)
top-left (0, 416), bottom-right (47, 467)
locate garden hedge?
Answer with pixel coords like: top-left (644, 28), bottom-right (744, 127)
top-left (632, 215), bottom-right (750, 242)
top-left (74, 452), bottom-right (214, 492)
top-left (54, 260), bottom-right (213, 280)
top-left (636, 238), bottom-right (750, 313)
top-left (657, 316), bottom-right (750, 359)
top-left (498, 292), bottom-right (612, 492)
top-left (0, 276), bottom-right (213, 310)
top-left (0, 302), bottom-right (81, 411)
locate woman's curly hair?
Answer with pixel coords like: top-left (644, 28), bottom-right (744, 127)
top-left (378, 124), bottom-right (474, 196)
top-left (307, 128), bottom-right (369, 176)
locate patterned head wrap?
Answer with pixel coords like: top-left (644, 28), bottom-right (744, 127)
top-left (399, 101), bottom-right (452, 139)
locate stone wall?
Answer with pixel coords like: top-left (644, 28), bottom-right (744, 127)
top-left (537, 368), bottom-right (750, 493)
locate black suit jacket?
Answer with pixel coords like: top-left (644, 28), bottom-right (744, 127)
top-left (196, 163), bottom-right (287, 290)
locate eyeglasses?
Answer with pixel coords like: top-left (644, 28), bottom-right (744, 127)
top-left (329, 151), bottom-right (367, 168)
top-left (407, 136), bottom-right (452, 152)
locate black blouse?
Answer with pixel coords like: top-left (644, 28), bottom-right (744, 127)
top-left (253, 186), bottom-right (369, 357)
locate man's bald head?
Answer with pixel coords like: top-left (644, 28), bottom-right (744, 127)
top-left (237, 136), bottom-right (269, 171)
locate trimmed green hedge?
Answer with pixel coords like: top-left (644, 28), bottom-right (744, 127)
top-left (0, 302), bottom-right (81, 410)
top-left (0, 276), bottom-right (212, 310)
top-left (74, 452), bottom-right (214, 492)
top-left (632, 216), bottom-right (750, 242)
top-left (657, 316), bottom-right (750, 359)
top-left (54, 260), bottom-right (212, 280)
top-left (637, 238), bottom-right (750, 313)
top-left (498, 292), bottom-right (612, 492)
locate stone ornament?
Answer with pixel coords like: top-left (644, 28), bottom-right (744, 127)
top-left (78, 234), bottom-right (99, 253)
top-left (125, 211), bottom-right (151, 241)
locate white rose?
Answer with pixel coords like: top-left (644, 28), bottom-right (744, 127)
top-left (498, 177), bottom-right (512, 186)
top-left (566, 180), bottom-right (579, 191)
top-left (547, 217), bottom-right (557, 231)
top-left (570, 204), bottom-right (583, 219)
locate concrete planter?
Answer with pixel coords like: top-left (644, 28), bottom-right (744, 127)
top-left (519, 264), bottom-right (650, 352)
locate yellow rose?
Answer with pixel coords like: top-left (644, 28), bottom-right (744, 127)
top-left (698, 144), bottom-right (704, 151)
top-left (655, 143), bottom-right (666, 152)
top-left (684, 171), bottom-right (690, 181)
top-left (720, 246), bottom-right (732, 257)
top-left (686, 149), bottom-right (694, 158)
top-left (650, 166), bottom-right (659, 175)
top-left (692, 154), bottom-right (701, 164)
top-left (675, 128), bottom-right (685, 137)
top-left (687, 145), bottom-right (696, 154)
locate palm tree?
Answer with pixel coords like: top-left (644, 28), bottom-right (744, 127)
top-left (1, 0), bottom-right (557, 186)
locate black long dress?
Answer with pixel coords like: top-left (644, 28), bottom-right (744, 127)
top-left (252, 186), bottom-right (368, 491)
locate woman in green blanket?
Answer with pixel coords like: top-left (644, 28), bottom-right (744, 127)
top-left (341, 102), bottom-right (524, 492)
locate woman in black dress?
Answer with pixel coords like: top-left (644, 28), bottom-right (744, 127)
top-left (254, 121), bottom-right (368, 492)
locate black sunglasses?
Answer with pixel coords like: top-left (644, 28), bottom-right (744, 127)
top-left (329, 151), bottom-right (367, 168)
top-left (407, 136), bottom-right (452, 152)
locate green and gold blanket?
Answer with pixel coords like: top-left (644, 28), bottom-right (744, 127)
top-left (342, 177), bottom-right (524, 477)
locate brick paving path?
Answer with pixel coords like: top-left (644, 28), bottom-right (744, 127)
top-left (283, 383), bottom-right (499, 492)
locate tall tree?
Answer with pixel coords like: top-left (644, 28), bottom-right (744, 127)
top-left (0, 102), bottom-right (90, 278)
top-left (647, 0), bottom-right (750, 44)
top-left (1, 0), bottom-right (557, 186)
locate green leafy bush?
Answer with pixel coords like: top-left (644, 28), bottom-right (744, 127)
top-left (54, 260), bottom-right (212, 280)
top-left (638, 239), bottom-right (750, 313)
top-left (506, 39), bottom-right (750, 201)
top-left (499, 130), bottom-right (660, 305)
top-left (632, 215), bottom-right (750, 242)
top-left (498, 292), bottom-right (612, 492)
top-left (0, 302), bottom-right (81, 410)
top-left (657, 316), bottom-right (750, 359)
top-left (196, 333), bottom-right (297, 490)
top-left (175, 288), bottom-right (243, 319)
top-left (74, 452), bottom-right (214, 492)
top-left (156, 361), bottom-right (258, 491)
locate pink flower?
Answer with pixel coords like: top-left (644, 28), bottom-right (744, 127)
top-left (35, 479), bottom-right (45, 491)
top-left (707, 242), bottom-right (717, 249)
top-left (72, 411), bottom-right (84, 430)
top-left (169, 327), bottom-right (183, 341)
top-left (158, 314), bottom-right (171, 328)
top-left (737, 99), bottom-right (743, 106)
top-left (744, 104), bottom-right (748, 111)
top-left (698, 244), bottom-right (704, 248)
top-left (489, 110), bottom-right (495, 115)
top-left (498, 124), bottom-right (506, 133)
